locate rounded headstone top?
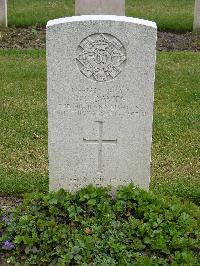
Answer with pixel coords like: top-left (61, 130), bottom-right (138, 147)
top-left (47, 15), bottom-right (157, 29)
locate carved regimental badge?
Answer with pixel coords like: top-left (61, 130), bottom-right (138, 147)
top-left (76, 33), bottom-right (126, 82)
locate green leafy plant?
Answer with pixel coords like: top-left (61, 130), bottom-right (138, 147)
top-left (0, 208), bottom-right (6, 234)
top-left (1, 185), bottom-right (200, 265)
top-left (31, 28), bottom-right (37, 35)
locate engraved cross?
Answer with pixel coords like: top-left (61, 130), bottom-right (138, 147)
top-left (83, 121), bottom-right (117, 174)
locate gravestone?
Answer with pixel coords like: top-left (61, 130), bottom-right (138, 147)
top-left (0, 0), bottom-right (7, 27)
top-left (47, 15), bottom-right (157, 191)
top-left (194, 0), bottom-right (200, 31)
top-left (75, 0), bottom-right (125, 16)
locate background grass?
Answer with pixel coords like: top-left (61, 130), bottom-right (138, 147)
top-left (127, 0), bottom-right (194, 32)
top-left (0, 50), bottom-right (48, 194)
top-left (0, 50), bottom-right (199, 204)
top-left (8, 0), bottom-right (74, 27)
top-left (151, 52), bottom-right (200, 204)
top-left (8, 0), bottom-right (194, 32)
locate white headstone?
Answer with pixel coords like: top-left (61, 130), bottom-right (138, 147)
top-left (0, 0), bottom-right (7, 27)
top-left (75, 0), bottom-right (125, 16)
top-left (47, 16), bottom-right (157, 191)
top-left (194, 0), bottom-right (200, 31)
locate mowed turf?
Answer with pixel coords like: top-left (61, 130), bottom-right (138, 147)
top-left (0, 50), bottom-right (200, 204)
top-left (151, 52), bottom-right (200, 204)
top-left (126, 0), bottom-right (194, 32)
top-left (8, 0), bottom-right (194, 32)
top-left (0, 50), bottom-right (48, 194)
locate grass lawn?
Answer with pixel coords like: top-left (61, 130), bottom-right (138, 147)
top-left (151, 52), bottom-right (200, 204)
top-left (0, 50), bottom-right (199, 203)
top-left (8, 0), bottom-right (194, 32)
top-left (0, 50), bottom-right (48, 194)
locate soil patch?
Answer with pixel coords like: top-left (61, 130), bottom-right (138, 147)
top-left (0, 26), bottom-right (45, 49)
top-left (0, 26), bottom-right (200, 51)
top-left (157, 31), bottom-right (200, 51)
top-left (0, 195), bottom-right (22, 211)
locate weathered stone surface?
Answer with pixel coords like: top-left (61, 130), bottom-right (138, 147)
top-left (47, 15), bottom-right (157, 191)
top-left (194, 0), bottom-right (200, 31)
top-left (0, 0), bottom-right (7, 27)
top-left (75, 0), bottom-right (125, 16)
